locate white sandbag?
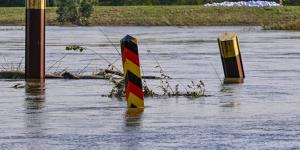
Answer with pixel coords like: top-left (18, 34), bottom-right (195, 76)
top-left (204, 1), bottom-right (281, 7)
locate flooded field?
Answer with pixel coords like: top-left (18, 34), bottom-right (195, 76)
top-left (0, 26), bottom-right (300, 149)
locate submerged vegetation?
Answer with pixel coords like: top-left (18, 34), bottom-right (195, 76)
top-left (107, 71), bottom-right (206, 98)
top-left (108, 49), bottom-right (206, 98)
top-left (65, 45), bottom-right (87, 52)
top-left (108, 69), bottom-right (206, 98)
top-left (0, 6), bottom-right (300, 30)
top-left (0, 44), bottom-right (206, 98)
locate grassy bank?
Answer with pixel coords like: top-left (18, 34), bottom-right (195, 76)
top-left (0, 6), bottom-right (300, 30)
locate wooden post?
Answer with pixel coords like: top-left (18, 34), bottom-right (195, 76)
top-left (25, 0), bottom-right (45, 80)
top-left (218, 32), bottom-right (245, 84)
top-left (121, 35), bottom-right (144, 108)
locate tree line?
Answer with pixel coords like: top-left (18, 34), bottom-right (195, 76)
top-left (0, 0), bottom-right (55, 7)
top-left (0, 0), bottom-right (299, 7)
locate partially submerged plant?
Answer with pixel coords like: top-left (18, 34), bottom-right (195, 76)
top-left (0, 57), bottom-right (25, 79)
top-left (159, 77), bottom-right (174, 96)
top-left (107, 77), bottom-right (206, 98)
top-left (109, 78), bottom-right (125, 98)
top-left (184, 80), bottom-right (206, 97)
top-left (143, 80), bottom-right (157, 97)
top-left (108, 78), bottom-right (157, 98)
top-left (157, 75), bottom-right (205, 98)
top-left (0, 56), bottom-right (24, 72)
top-left (147, 49), bottom-right (206, 98)
top-left (1, 43), bottom-right (206, 99)
top-left (65, 45), bottom-right (87, 52)
top-left (107, 50), bottom-right (206, 98)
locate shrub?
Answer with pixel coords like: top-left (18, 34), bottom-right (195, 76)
top-left (56, 0), bottom-right (95, 25)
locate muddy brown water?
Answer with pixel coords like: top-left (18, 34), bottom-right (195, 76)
top-left (0, 26), bottom-right (300, 149)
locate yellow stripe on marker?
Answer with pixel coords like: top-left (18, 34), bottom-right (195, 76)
top-left (27, 0), bottom-right (45, 9)
top-left (123, 59), bottom-right (141, 78)
top-left (218, 32), bottom-right (240, 58)
top-left (130, 38), bottom-right (138, 45)
top-left (127, 93), bottom-right (144, 108)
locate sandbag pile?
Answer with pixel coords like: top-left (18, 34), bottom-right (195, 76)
top-left (204, 1), bottom-right (281, 7)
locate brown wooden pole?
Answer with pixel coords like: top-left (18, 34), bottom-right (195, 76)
top-left (26, 0), bottom-right (45, 80)
top-left (218, 32), bottom-right (245, 84)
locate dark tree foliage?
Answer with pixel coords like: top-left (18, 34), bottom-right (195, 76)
top-left (0, 0), bottom-right (299, 6)
top-left (56, 0), bottom-right (94, 25)
top-left (0, 0), bottom-right (24, 7)
top-left (0, 0), bottom-right (56, 7)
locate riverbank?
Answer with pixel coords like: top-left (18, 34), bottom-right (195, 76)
top-left (0, 6), bottom-right (300, 30)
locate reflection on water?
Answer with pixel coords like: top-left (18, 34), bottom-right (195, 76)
top-left (125, 108), bottom-right (144, 127)
top-left (223, 78), bottom-right (244, 84)
top-left (24, 80), bottom-right (46, 147)
top-left (219, 83), bottom-right (242, 109)
top-left (25, 80), bottom-right (45, 110)
top-left (122, 108), bottom-right (144, 150)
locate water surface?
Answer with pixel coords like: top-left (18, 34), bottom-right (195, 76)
top-left (0, 26), bottom-right (300, 149)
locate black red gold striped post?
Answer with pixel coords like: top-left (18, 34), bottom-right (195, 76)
top-left (218, 32), bottom-right (245, 84)
top-left (121, 35), bottom-right (144, 108)
top-left (25, 0), bottom-right (45, 80)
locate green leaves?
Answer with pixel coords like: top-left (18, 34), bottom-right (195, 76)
top-left (65, 45), bottom-right (87, 52)
top-left (56, 0), bottom-right (95, 25)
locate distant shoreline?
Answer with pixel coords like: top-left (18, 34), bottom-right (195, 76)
top-left (0, 6), bottom-right (299, 30)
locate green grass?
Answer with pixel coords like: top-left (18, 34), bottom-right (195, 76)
top-left (0, 6), bottom-right (300, 30)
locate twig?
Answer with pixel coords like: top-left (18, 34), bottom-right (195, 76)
top-left (88, 48), bottom-right (122, 73)
top-left (176, 80), bottom-right (189, 94)
top-left (10, 62), bottom-right (13, 70)
top-left (47, 55), bottom-right (67, 72)
top-left (97, 27), bottom-right (121, 56)
top-left (55, 61), bottom-right (63, 73)
top-left (2, 56), bottom-right (9, 69)
top-left (77, 61), bottom-right (93, 75)
top-left (0, 63), bottom-right (7, 71)
top-left (96, 27), bottom-right (123, 68)
top-left (17, 57), bottom-right (24, 71)
top-left (59, 68), bottom-right (69, 74)
top-left (147, 50), bottom-right (174, 94)
top-left (209, 63), bottom-right (222, 84)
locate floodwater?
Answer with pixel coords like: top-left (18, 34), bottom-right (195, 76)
top-left (0, 26), bottom-right (300, 149)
